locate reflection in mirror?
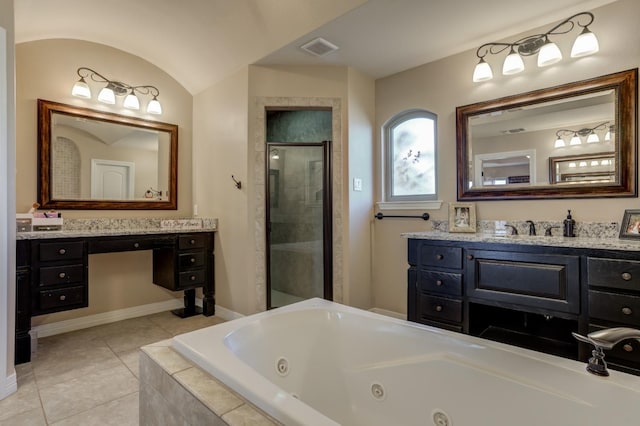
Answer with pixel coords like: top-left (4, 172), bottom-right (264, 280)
top-left (474, 149), bottom-right (536, 187)
top-left (457, 69), bottom-right (637, 200)
top-left (38, 99), bottom-right (178, 209)
top-left (549, 152), bottom-right (615, 184)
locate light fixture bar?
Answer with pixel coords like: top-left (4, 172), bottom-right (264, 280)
top-left (71, 67), bottom-right (163, 114)
top-left (473, 11), bottom-right (598, 82)
top-left (553, 121), bottom-right (609, 148)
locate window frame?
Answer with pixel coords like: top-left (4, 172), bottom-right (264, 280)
top-left (383, 109), bottom-right (438, 203)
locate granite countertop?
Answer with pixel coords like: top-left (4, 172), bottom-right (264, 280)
top-left (402, 231), bottom-right (640, 252)
top-left (16, 217), bottom-right (218, 240)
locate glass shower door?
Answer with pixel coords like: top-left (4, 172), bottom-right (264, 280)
top-left (267, 144), bottom-right (328, 308)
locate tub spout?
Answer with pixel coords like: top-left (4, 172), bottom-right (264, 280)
top-left (572, 327), bottom-right (640, 376)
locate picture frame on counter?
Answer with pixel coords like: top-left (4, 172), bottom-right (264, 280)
top-left (619, 209), bottom-right (640, 239)
top-left (449, 202), bottom-right (476, 233)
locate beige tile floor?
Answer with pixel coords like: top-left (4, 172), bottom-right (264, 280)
top-left (0, 310), bottom-right (225, 425)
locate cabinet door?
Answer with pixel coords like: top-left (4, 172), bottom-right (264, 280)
top-left (465, 250), bottom-right (580, 314)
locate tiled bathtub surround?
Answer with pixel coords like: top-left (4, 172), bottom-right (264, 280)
top-left (431, 219), bottom-right (619, 239)
top-left (140, 340), bottom-right (279, 426)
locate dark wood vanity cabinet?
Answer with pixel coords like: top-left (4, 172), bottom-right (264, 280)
top-left (587, 257), bottom-right (640, 374)
top-left (15, 230), bottom-right (216, 364)
top-left (408, 238), bottom-right (640, 375)
top-left (15, 240), bottom-right (31, 363)
top-left (153, 233), bottom-right (212, 291)
top-left (408, 240), bottom-right (463, 332)
top-left (31, 239), bottom-right (89, 315)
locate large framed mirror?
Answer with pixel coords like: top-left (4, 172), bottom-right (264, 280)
top-left (38, 99), bottom-right (178, 209)
top-left (456, 69), bottom-right (637, 200)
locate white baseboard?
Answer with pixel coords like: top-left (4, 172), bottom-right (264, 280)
top-left (0, 371), bottom-right (17, 401)
top-left (32, 298), bottom-right (186, 339)
top-left (214, 304), bottom-right (244, 321)
top-left (31, 298), bottom-right (243, 339)
top-left (369, 307), bottom-right (406, 320)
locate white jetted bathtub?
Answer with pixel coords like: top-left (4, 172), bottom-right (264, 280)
top-left (172, 298), bottom-right (640, 426)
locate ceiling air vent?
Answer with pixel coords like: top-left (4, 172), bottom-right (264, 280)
top-left (300, 37), bottom-right (339, 57)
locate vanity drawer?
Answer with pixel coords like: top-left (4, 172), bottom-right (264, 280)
top-left (417, 245), bottom-right (462, 269)
top-left (89, 238), bottom-right (155, 253)
top-left (39, 241), bottom-right (85, 262)
top-left (589, 290), bottom-right (640, 325)
top-left (178, 252), bottom-right (205, 270)
top-left (178, 269), bottom-right (206, 288)
top-left (417, 270), bottom-right (462, 296)
top-left (179, 234), bottom-right (207, 250)
top-left (588, 258), bottom-right (640, 291)
top-left (39, 264), bottom-right (84, 286)
top-left (418, 294), bottom-right (462, 324)
top-left (37, 285), bottom-right (86, 312)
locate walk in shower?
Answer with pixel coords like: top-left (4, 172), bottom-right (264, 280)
top-left (266, 109), bottom-right (332, 309)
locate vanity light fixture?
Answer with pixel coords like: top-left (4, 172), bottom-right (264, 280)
top-left (473, 12), bottom-right (599, 83)
top-left (270, 149), bottom-right (280, 160)
top-left (554, 121), bottom-right (609, 148)
top-left (71, 67), bottom-right (163, 115)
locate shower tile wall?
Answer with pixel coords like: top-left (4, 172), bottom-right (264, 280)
top-left (52, 136), bottom-right (81, 198)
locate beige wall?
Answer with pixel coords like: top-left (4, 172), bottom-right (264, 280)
top-left (192, 67), bottom-right (251, 315)
top-left (192, 64), bottom-right (375, 315)
top-left (373, 0), bottom-right (640, 314)
top-left (346, 67), bottom-right (375, 309)
top-left (16, 39), bottom-right (194, 326)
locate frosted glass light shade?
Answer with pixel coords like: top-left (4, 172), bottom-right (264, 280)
top-left (502, 50), bottom-right (525, 75)
top-left (473, 59), bottom-right (493, 82)
top-left (97, 86), bottom-right (116, 104)
top-left (554, 137), bottom-right (566, 148)
top-left (123, 93), bottom-right (140, 110)
top-left (71, 78), bottom-right (91, 98)
top-left (586, 132), bottom-right (599, 143)
top-left (604, 130), bottom-right (611, 141)
top-left (537, 39), bottom-right (563, 67)
top-left (571, 28), bottom-right (599, 58)
top-left (569, 135), bottom-right (582, 145)
top-left (147, 97), bottom-right (162, 115)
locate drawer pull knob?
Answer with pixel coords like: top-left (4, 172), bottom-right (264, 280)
top-left (436, 280), bottom-right (443, 286)
top-left (190, 239), bottom-right (196, 245)
top-left (190, 275), bottom-right (196, 281)
top-left (190, 257), bottom-right (196, 263)
top-left (622, 272), bottom-right (632, 281)
top-left (134, 243), bottom-right (140, 248)
top-left (436, 254), bottom-right (444, 260)
top-left (59, 295), bottom-right (66, 301)
top-left (622, 307), bottom-right (633, 315)
top-left (623, 344), bottom-right (634, 352)
top-left (58, 272), bottom-right (66, 279)
top-left (435, 305), bottom-right (443, 312)
top-left (467, 255), bottom-right (474, 260)
top-left (58, 248), bottom-right (66, 255)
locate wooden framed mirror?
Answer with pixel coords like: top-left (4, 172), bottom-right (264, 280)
top-left (38, 99), bottom-right (178, 209)
top-left (456, 69), bottom-right (637, 200)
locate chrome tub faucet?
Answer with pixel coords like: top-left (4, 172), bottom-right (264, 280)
top-left (572, 327), bottom-right (640, 376)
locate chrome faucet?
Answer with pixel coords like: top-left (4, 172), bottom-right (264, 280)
top-left (526, 220), bottom-right (536, 236)
top-left (572, 327), bottom-right (640, 376)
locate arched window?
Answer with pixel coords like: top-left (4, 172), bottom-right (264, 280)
top-left (383, 109), bottom-right (437, 202)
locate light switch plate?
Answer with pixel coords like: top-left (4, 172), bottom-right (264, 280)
top-left (353, 178), bottom-right (363, 191)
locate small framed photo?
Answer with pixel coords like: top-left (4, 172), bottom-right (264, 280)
top-left (449, 202), bottom-right (476, 233)
top-left (619, 209), bottom-right (640, 239)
